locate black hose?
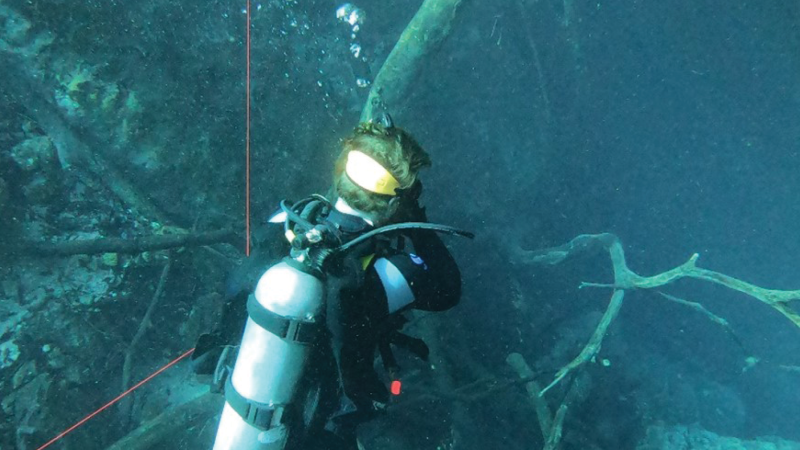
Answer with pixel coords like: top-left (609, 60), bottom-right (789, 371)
top-left (279, 197), bottom-right (474, 258)
top-left (280, 199), bottom-right (316, 232)
top-left (334, 222), bottom-right (474, 254)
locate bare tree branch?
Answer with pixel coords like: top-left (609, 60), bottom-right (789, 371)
top-left (24, 228), bottom-right (236, 256)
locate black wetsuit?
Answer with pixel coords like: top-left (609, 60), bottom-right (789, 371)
top-left (316, 219), bottom-right (462, 449)
top-left (331, 226), bottom-right (460, 392)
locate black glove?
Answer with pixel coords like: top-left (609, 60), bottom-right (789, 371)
top-left (391, 180), bottom-right (427, 223)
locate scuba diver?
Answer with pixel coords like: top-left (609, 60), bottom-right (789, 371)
top-left (194, 114), bottom-right (471, 449)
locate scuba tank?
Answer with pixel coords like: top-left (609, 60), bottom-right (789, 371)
top-left (213, 197), bottom-right (334, 450)
top-left (213, 258), bottom-right (325, 449)
top-left (212, 196), bottom-right (474, 449)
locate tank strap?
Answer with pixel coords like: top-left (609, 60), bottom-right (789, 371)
top-left (246, 294), bottom-right (323, 344)
top-left (225, 376), bottom-right (285, 431)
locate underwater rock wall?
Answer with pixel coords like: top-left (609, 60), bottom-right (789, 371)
top-left (0, 1), bottom-right (419, 448)
top-left (1, 0), bottom-right (377, 227)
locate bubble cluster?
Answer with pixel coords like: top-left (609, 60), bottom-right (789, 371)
top-left (335, 3), bottom-right (371, 88)
top-left (336, 3), bottom-right (364, 31)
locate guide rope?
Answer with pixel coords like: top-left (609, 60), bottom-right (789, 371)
top-left (35, 348), bottom-right (196, 450)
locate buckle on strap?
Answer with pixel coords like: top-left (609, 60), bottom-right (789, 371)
top-left (246, 294), bottom-right (322, 344)
top-left (225, 376), bottom-right (284, 431)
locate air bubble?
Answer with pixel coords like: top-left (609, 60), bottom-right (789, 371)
top-left (336, 3), bottom-right (364, 27)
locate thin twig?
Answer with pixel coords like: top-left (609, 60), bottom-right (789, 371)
top-left (120, 257), bottom-right (172, 423)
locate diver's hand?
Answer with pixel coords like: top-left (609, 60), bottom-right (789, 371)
top-left (392, 181), bottom-right (427, 223)
top-left (392, 201), bottom-right (427, 224)
top-left (396, 179), bottom-right (423, 203)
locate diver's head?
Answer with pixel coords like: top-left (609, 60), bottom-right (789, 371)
top-left (333, 116), bottom-right (431, 225)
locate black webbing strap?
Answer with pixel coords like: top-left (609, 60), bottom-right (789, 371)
top-left (225, 376), bottom-right (283, 431)
top-left (246, 294), bottom-right (322, 344)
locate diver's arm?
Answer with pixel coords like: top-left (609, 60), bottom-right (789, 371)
top-left (404, 226), bottom-right (462, 311)
top-left (368, 201), bottom-right (462, 312)
top-left (367, 235), bottom-right (461, 314)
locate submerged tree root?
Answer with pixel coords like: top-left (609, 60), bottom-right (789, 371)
top-left (360, 0), bottom-right (465, 121)
top-left (511, 233), bottom-right (800, 395)
top-left (506, 232), bottom-right (800, 449)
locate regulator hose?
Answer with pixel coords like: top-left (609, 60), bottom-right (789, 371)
top-left (334, 222), bottom-right (474, 254)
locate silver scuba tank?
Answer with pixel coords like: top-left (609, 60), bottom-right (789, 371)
top-left (212, 259), bottom-right (325, 450)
